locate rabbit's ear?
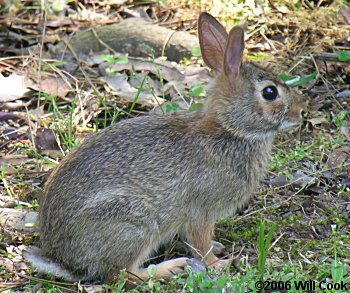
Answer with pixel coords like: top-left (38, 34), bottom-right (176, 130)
top-left (198, 12), bottom-right (228, 71)
top-left (223, 26), bottom-right (244, 80)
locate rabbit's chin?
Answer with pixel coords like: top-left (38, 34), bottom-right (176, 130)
top-left (278, 120), bottom-right (300, 131)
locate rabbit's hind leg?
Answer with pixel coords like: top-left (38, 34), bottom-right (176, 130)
top-left (126, 257), bottom-right (189, 284)
top-left (183, 220), bottom-right (218, 265)
top-left (184, 220), bottom-right (232, 270)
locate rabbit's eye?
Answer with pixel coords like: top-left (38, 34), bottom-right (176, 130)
top-left (262, 86), bottom-right (278, 100)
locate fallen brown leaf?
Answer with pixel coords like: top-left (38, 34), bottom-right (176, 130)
top-left (307, 117), bottom-right (329, 127)
top-left (327, 147), bottom-right (350, 171)
top-left (341, 7), bottom-right (350, 24)
top-left (0, 154), bottom-right (32, 166)
top-left (101, 73), bottom-right (164, 107)
top-left (0, 73), bottom-right (34, 102)
top-left (35, 128), bottom-right (60, 151)
top-left (29, 77), bottom-right (71, 98)
top-left (0, 111), bottom-right (24, 123)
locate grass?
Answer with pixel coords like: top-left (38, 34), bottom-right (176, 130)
top-left (258, 221), bottom-right (277, 283)
top-left (89, 222), bottom-right (349, 292)
top-left (14, 219), bottom-right (347, 293)
top-left (269, 142), bottom-right (314, 177)
top-left (40, 93), bottom-right (79, 151)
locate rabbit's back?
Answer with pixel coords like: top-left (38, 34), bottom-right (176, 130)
top-left (41, 112), bottom-right (270, 212)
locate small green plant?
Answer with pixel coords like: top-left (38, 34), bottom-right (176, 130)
top-left (41, 93), bottom-right (79, 151)
top-left (191, 45), bottom-right (201, 57)
top-left (269, 143), bottom-right (313, 175)
top-left (165, 102), bottom-right (180, 113)
top-left (188, 102), bottom-right (204, 112)
top-left (63, 103), bottom-right (74, 149)
top-left (147, 264), bottom-right (162, 292)
top-left (331, 110), bottom-right (348, 145)
top-left (336, 50), bottom-right (350, 62)
top-left (175, 269), bottom-right (228, 292)
top-left (1, 163), bottom-right (13, 198)
top-left (101, 54), bottom-right (128, 65)
top-left (56, 101), bottom-right (80, 151)
top-left (104, 269), bottom-right (127, 292)
top-left (44, 94), bottom-right (64, 120)
top-left (127, 54), bottom-right (166, 113)
top-left (327, 225), bottom-right (350, 292)
top-left (42, 61), bottom-right (67, 72)
top-left (247, 52), bottom-right (269, 62)
top-left (258, 221), bottom-right (277, 282)
top-left (101, 54), bottom-right (129, 76)
top-left (129, 72), bottom-right (149, 115)
top-left (337, 184), bottom-right (350, 196)
top-left (49, 0), bottom-right (67, 14)
top-left (189, 85), bottom-right (206, 97)
top-left (29, 199), bottom-right (39, 207)
top-left (332, 110), bottom-right (348, 130)
top-left (26, 0), bottom-right (75, 14)
top-left (94, 91), bottom-right (122, 130)
top-left (278, 71), bottom-right (318, 87)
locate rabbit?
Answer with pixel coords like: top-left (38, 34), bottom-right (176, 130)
top-left (24, 12), bottom-right (305, 284)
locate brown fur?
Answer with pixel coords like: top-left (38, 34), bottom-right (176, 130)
top-left (25, 13), bottom-right (305, 283)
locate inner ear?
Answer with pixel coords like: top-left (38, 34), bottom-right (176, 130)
top-left (198, 12), bottom-right (228, 71)
top-left (223, 26), bottom-right (245, 79)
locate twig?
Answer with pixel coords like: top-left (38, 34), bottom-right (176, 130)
top-left (10, 272), bottom-right (77, 292)
top-left (260, 32), bottom-right (277, 51)
top-left (91, 27), bottom-right (118, 55)
top-left (36, 4), bottom-right (47, 109)
top-left (63, 40), bottom-right (100, 96)
top-left (314, 52), bottom-right (350, 62)
top-left (161, 30), bottom-right (176, 57)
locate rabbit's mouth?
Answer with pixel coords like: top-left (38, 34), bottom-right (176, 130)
top-left (278, 119), bottom-right (300, 131)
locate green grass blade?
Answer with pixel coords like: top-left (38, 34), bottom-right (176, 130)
top-left (129, 73), bottom-right (149, 115)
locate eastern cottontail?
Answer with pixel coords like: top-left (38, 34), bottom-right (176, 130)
top-left (25, 12), bottom-right (305, 283)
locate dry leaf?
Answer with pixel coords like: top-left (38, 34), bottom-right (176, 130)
top-left (35, 128), bottom-right (60, 151)
top-left (307, 117), bottom-right (328, 127)
top-left (0, 73), bottom-right (34, 102)
top-left (29, 107), bottom-right (46, 121)
top-left (341, 7), bottom-right (350, 24)
top-left (101, 74), bottom-right (164, 107)
top-left (0, 154), bottom-right (33, 166)
top-left (99, 58), bottom-right (185, 82)
top-left (99, 58), bottom-right (210, 103)
top-left (1, 128), bottom-right (21, 141)
top-left (340, 122), bottom-right (350, 140)
top-left (291, 170), bottom-right (315, 189)
top-left (29, 77), bottom-right (71, 98)
top-left (0, 208), bottom-right (38, 233)
top-left (327, 147), bottom-right (350, 171)
top-left (109, 0), bottom-right (128, 4)
top-left (78, 285), bottom-right (104, 293)
top-left (0, 111), bottom-right (22, 123)
top-left (47, 19), bottom-right (76, 27)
